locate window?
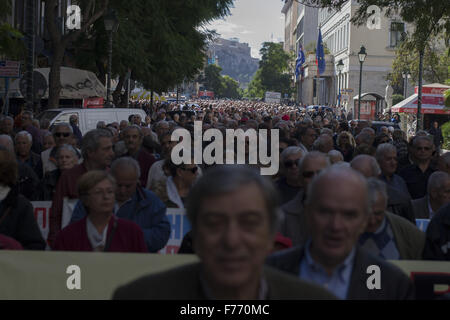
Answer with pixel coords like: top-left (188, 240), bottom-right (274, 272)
top-left (390, 22), bottom-right (405, 47)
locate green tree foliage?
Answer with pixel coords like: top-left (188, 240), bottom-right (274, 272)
top-left (392, 94), bottom-right (404, 106)
top-left (391, 35), bottom-right (450, 88)
top-left (69, 0), bottom-right (233, 106)
top-left (257, 42), bottom-right (293, 97)
top-left (204, 64), bottom-right (224, 94)
top-left (246, 69), bottom-right (265, 99)
top-left (0, 0), bottom-right (25, 59)
top-left (219, 75), bottom-right (242, 99)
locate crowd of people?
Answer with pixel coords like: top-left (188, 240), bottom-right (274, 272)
top-left (0, 99), bottom-right (449, 300)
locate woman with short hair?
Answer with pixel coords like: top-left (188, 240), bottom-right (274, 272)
top-left (53, 171), bottom-right (147, 252)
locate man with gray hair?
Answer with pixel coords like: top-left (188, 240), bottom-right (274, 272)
top-left (412, 171), bottom-right (450, 219)
top-left (267, 166), bottom-right (414, 299)
top-left (0, 134), bottom-right (39, 200)
top-left (359, 178), bottom-right (425, 260)
top-left (280, 151), bottom-right (330, 247)
top-left (20, 110), bottom-right (42, 154)
top-left (399, 135), bottom-right (436, 199)
top-left (15, 130), bottom-right (43, 179)
top-left (114, 165), bottom-right (335, 299)
top-left (0, 116), bottom-right (15, 138)
top-left (351, 154), bottom-right (415, 223)
top-left (48, 129), bottom-right (115, 247)
top-left (70, 157), bottom-right (171, 252)
top-left (376, 143), bottom-right (410, 196)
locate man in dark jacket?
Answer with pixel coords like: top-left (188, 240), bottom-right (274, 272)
top-left (423, 202), bottom-right (450, 260)
top-left (266, 166), bottom-right (414, 300)
top-left (113, 165), bottom-right (336, 300)
top-left (428, 121), bottom-right (444, 152)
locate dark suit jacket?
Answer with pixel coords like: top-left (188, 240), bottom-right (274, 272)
top-left (387, 185), bottom-right (415, 224)
top-left (279, 190), bottom-right (309, 246)
top-left (113, 262), bottom-right (336, 300)
top-left (266, 245), bottom-right (415, 300)
top-left (412, 196), bottom-right (430, 219)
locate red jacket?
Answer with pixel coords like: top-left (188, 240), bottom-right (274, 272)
top-left (53, 216), bottom-right (148, 253)
top-left (0, 234), bottom-right (23, 250)
top-left (127, 149), bottom-right (156, 187)
top-left (48, 163), bottom-right (88, 247)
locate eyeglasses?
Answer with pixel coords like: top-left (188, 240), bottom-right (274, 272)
top-left (180, 166), bottom-right (198, 174)
top-left (54, 132), bottom-right (71, 138)
top-left (284, 160), bottom-right (298, 168)
top-left (302, 170), bottom-right (321, 178)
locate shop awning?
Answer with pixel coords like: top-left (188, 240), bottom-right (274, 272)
top-left (391, 83), bottom-right (450, 115)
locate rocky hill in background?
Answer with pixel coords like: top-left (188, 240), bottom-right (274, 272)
top-left (208, 38), bottom-right (259, 89)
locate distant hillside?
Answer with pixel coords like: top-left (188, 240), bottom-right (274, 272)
top-left (208, 38), bottom-right (259, 88)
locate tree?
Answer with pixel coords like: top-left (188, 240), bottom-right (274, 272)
top-left (0, 0), bottom-right (25, 59)
top-left (219, 75), bottom-right (242, 99)
top-left (257, 42), bottom-right (293, 97)
top-left (204, 64), bottom-right (224, 94)
top-left (391, 35), bottom-right (449, 88)
top-left (246, 69), bottom-right (265, 99)
top-left (45, 0), bottom-right (110, 108)
top-left (68, 0), bottom-right (233, 107)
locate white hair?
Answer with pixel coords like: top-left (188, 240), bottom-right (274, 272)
top-left (15, 131), bottom-right (33, 143)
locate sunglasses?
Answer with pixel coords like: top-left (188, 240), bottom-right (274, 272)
top-left (54, 132), bottom-right (71, 138)
top-left (302, 170), bottom-right (321, 178)
top-left (284, 160), bottom-right (298, 168)
top-left (416, 147), bottom-right (431, 151)
top-left (180, 166), bottom-right (198, 174)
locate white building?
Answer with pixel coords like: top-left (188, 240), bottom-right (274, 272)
top-left (318, 0), bottom-right (412, 115)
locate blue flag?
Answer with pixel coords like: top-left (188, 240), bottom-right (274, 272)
top-left (295, 45), bottom-right (306, 80)
top-left (316, 28), bottom-right (325, 75)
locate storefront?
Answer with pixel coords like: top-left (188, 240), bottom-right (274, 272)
top-left (391, 83), bottom-right (450, 137)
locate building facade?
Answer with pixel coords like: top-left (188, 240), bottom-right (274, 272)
top-left (318, 0), bottom-right (411, 114)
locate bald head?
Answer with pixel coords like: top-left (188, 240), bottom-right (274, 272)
top-left (350, 155), bottom-right (381, 178)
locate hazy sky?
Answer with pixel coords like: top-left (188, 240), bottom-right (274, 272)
top-left (207, 0), bottom-right (285, 59)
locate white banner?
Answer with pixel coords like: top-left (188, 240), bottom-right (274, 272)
top-left (31, 202), bottom-right (191, 254)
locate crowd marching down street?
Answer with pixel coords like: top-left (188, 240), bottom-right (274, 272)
top-left (0, 98), bottom-right (449, 300)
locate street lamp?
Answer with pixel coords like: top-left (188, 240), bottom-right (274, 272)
top-left (336, 59), bottom-right (344, 109)
top-left (402, 70), bottom-right (411, 99)
top-left (104, 9), bottom-right (119, 108)
top-left (357, 45), bottom-right (367, 121)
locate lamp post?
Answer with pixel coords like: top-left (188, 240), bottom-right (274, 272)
top-left (336, 59), bottom-right (344, 109)
top-left (357, 45), bottom-right (367, 121)
top-left (104, 9), bottom-right (119, 108)
top-left (402, 70), bottom-right (410, 99)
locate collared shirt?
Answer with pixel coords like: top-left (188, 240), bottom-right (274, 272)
top-left (427, 198), bottom-right (435, 220)
top-left (299, 240), bottom-right (355, 300)
top-left (114, 198), bottom-right (133, 214)
top-left (199, 270), bottom-right (268, 300)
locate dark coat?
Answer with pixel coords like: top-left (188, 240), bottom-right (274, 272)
top-left (112, 262), bottom-right (337, 300)
top-left (387, 185), bottom-right (415, 223)
top-left (266, 245), bottom-right (415, 300)
top-left (386, 211), bottom-right (425, 260)
top-left (412, 196), bottom-right (431, 219)
top-left (39, 169), bottom-right (61, 201)
top-left (0, 187), bottom-right (46, 250)
top-left (279, 190), bottom-right (308, 246)
top-left (422, 203), bottom-right (450, 261)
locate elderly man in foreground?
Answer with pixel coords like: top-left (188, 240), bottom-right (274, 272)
top-left (266, 166), bottom-right (414, 300)
top-left (113, 165), bottom-right (335, 300)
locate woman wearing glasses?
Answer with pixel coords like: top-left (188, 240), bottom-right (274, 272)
top-left (152, 158), bottom-right (199, 209)
top-left (53, 170), bottom-right (147, 252)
